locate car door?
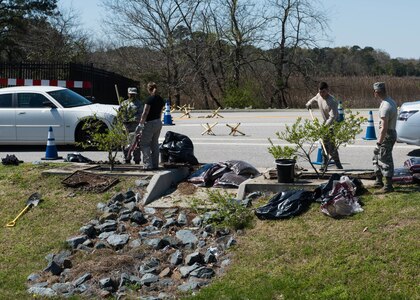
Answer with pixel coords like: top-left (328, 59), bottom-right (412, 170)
top-left (15, 92), bottom-right (65, 143)
top-left (0, 93), bottom-right (16, 142)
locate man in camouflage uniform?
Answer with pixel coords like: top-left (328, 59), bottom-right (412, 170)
top-left (306, 81), bottom-right (343, 170)
top-left (372, 82), bottom-right (398, 193)
top-left (119, 87), bottom-right (144, 164)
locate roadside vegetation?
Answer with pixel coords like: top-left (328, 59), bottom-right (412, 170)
top-left (1, 163), bottom-right (419, 299)
top-left (2, 1), bottom-right (420, 109)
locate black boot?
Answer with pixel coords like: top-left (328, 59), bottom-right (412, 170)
top-left (373, 174), bottom-right (384, 188)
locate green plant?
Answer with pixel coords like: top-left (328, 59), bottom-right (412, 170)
top-left (271, 110), bottom-right (366, 177)
top-left (190, 189), bottom-right (255, 230)
top-left (78, 107), bottom-right (128, 171)
top-left (267, 138), bottom-right (297, 160)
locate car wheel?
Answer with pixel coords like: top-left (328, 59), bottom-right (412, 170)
top-left (75, 120), bottom-right (108, 147)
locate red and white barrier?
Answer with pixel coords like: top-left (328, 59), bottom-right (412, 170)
top-left (0, 78), bottom-right (92, 89)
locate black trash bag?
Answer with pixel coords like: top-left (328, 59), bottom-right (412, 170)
top-left (187, 163), bottom-right (217, 186)
top-left (66, 153), bottom-right (93, 163)
top-left (159, 131), bottom-right (199, 165)
top-left (255, 190), bottom-right (314, 220)
top-left (225, 160), bottom-right (260, 177)
top-left (1, 154), bottom-right (23, 165)
top-left (213, 171), bottom-right (249, 188)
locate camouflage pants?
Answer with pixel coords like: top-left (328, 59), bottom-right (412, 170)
top-left (322, 138), bottom-right (340, 164)
top-left (373, 129), bottom-right (396, 178)
top-left (123, 122), bottom-right (141, 162)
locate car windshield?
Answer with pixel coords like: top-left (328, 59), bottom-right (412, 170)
top-left (47, 89), bottom-right (92, 108)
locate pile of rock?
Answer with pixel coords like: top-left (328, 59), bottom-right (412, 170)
top-left (26, 189), bottom-right (237, 299)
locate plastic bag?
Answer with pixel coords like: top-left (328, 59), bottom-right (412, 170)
top-left (1, 154), bottom-right (23, 165)
top-left (66, 153), bottom-right (93, 163)
top-left (320, 176), bottom-right (363, 218)
top-left (225, 160), bottom-right (260, 177)
top-left (392, 167), bottom-right (413, 184)
top-left (255, 190), bottom-right (314, 220)
top-left (403, 157), bottom-right (420, 173)
top-left (213, 171), bottom-right (248, 188)
top-left (159, 131), bottom-right (199, 165)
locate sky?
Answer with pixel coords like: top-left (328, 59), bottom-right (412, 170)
top-left (58, 0), bottom-right (420, 59)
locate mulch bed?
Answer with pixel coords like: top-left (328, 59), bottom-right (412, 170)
top-left (62, 170), bottom-right (119, 193)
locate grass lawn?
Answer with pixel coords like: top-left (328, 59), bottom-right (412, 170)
top-left (0, 163), bottom-right (419, 299)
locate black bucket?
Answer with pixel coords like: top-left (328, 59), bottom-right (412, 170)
top-left (275, 159), bottom-right (296, 183)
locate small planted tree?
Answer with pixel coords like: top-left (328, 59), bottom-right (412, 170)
top-left (268, 110), bottom-right (366, 177)
top-left (78, 108), bottom-right (129, 171)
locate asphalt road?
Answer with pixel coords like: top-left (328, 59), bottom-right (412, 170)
top-left (1, 109), bottom-right (419, 170)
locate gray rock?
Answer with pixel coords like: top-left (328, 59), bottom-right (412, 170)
top-left (80, 224), bottom-right (96, 238)
top-left (95, 220), bottom-right (118, 233)
top-left (179, 263), bottom-right (201, 277)
top-left (177, 280), bottom-right (200, 292)
top-left (140, 273), bottom-right (159, 286)
top-left (221, 258), bottom-right (231, 267)
top-left (162, 217), bottom-right (176, 228)
top-left (123, 201), bottom-right (137, 211)
top-left (94, 241), bottom-right (108, 249)
top-left (192, 216), bottom-right (202, 227)
top-left (204, 248), bottom-right (218, 263)
top-left (161, 236), bottom-right (180, 248)
top-left (151, 217), bottom-right (163, 228)
top-left (226, 236), bottom-right (237, 248)
top-left (177, 211), bottom-right (187, 226)
top-left (72, 272), bottom-right (92, 286)
top-left (124, 196), bottom-right (136, 204)
top-left (169, 250), bottom-right (183, 266)
top-left (203, 211), bottom-right (218, 223)
top-left (144, 238), bottom-right (170, 250)
top-left (176, 230), bottom-right (198, 246)
top-left (107, 233), bottom-right (130, 247)
top-left (96, 202), bottom-right (107, 211)
top-left (129, 239), bottom-right (142, 248)
top-left (43, 260), bottom-right (63, 276)
top-left (51, 282), bottom-right (73, 294)
top-left (163, 208), bottom-right (178, 218)
top-left (204, 224), bottom-right (214, 233)
top-left (131, 211), bottom-right (148, 225)
top-left (31, 282), bottom-right (48, 288)
top-left (139, 230), bottom-right (161, 238)
top-left (185, 252), bottom-right (203, 266)
top-left (190, 267), bottom-right (215, 279)
top-left (143, 207), bottom-right (156, 215)
top-left (105, 203), bottom-right (122, 213)
top-left (139, 258), bottom-right (160, 275)
top-left (110, 192), bottom-right (125, 203)
top-left (99, 277), bottom-right (115, 291)
top-left (135, 179), bottom-right (149, 187)
top-left (118, 213), bottom-right (131, 222)
top-left (197, 240), bottom-right (206, 248)
top-left (98, 231), bottom-right (115, 240)
top-left (27, 286), bottom-right (57, 297)
top-left (124, 190), bottom-right (136, 199)
top-left (27, 273), bottom-right (40, 282)
top-left (99, 212), bottom-right (118, 223)
top-left (66, 235), bottom-right (88, 249)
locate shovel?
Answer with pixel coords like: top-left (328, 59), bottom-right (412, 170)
top-left (6, 193), bottom-right (42, 227)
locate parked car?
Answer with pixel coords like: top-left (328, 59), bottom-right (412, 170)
top-left (396, 100), bottom-right (420, 146)
top-left (0, 86), bottom-right (118, 145)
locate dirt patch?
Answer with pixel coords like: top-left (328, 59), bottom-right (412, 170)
top-left (176, 182), bottom-right (197, 195)
top-left (61, 170), bottom-right (119, 193)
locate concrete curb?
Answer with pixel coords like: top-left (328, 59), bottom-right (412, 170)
top-left (142, 167), bottom-right (190, 205)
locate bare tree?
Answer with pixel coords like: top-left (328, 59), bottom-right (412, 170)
top-left (265, 0), bottom-right (329, 108)
top-left (102, 0), bottom-right (198, 106)
top-left (18, 8), bottom-right (93, 62)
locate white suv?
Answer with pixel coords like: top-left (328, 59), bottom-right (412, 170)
top-left (0, 86), bottom-right (118, 145)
